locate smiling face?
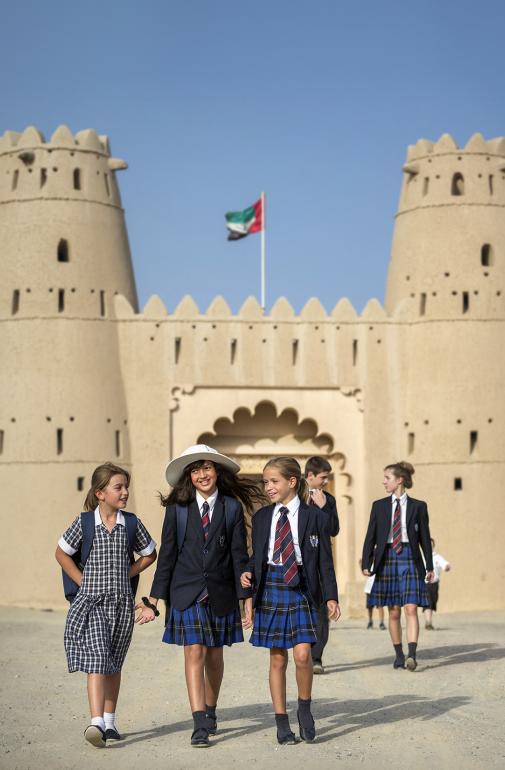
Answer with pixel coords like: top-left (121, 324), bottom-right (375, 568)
top-left (307, 470), bottom-right (330, 490)
top-left (383, 469), bottom-right (404, 496)
top-left (189, 460), bottom-right (218, 498)
top-left (263, 465), bottom-right (298, 505)
top-left (96, 473), bottom-right (129, 511)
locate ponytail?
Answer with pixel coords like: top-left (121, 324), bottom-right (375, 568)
top-left (263, 456), bottom-right (310, 502)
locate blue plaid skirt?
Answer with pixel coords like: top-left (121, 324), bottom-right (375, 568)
top-left (162, 600), bottom-right (244, 647)
top-left (368, 544), bottom-right (429, 608)
top-left (250, 565), bottom-right (318, 649)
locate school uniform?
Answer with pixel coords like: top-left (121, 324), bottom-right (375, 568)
top-left (361, 494), bottom-right (433, 608)
top-left (59, 508), bottom-right (155, 674)
top-left (150, 490), bottom-right (250, 647)
top-left (310, 490), bottom-right (339, 664)
top-left (249, 496), bottom-right (338, 649)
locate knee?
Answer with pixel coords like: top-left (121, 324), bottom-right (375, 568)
top-left (404, 604), bottom-right (418, 618)
top-left (205, 649), bottom-right (223, 671)
top-left (185, 644), bottom-right (206, 664)
top-left (270, 652), bottom-right (288, 672)
top-left (293, 648), bottom-right (311, 668)
top-left (388, 607), bottom-right (401, 621)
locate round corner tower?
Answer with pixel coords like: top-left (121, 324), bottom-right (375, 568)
top-left (0, 125), bottom-right (138, 607)
top-left (385, 133), bottom-right (505, 611)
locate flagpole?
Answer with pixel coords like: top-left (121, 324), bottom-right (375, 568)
top-left (261, 191), bottom-right (266, 310)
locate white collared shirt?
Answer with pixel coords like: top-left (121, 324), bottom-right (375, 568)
top-left (196, 489), bottom-right (219, 521)
top-left (388, 493), bottom-right (408, 543)
top-left (267, 495), bottom-right (303, 565)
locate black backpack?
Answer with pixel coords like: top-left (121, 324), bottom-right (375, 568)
top-left (62, 510), bottom-right (139, 602)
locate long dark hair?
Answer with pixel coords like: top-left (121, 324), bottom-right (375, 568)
top-left (160, 460), bottom-right (266, 512)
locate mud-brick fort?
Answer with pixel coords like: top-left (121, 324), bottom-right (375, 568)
top-left (1, 125), bottom-right (504, 612)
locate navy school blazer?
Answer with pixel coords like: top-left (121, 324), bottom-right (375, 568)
top-left (319, 490), bottom-right (340, 537)
top-left (150, 494), bottom-right (251, 615)
top-left (361, 496), bottom-right (434, 581)
top-left (247, 500), bottom-right (339, 608)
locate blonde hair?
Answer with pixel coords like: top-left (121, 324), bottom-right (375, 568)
top-left (263, 456), bottom-right (310, 502)
top-left (384, 461), bottom-right (415, 489)
top-left (84, 462), bottom-right (130, 511)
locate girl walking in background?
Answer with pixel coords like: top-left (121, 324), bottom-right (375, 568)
top-left (361, 461), bottom-right (433, 671)
top-left (55, 462), bottom-right (157, 748)
top-left (241, 456), bottom-right (340, 745)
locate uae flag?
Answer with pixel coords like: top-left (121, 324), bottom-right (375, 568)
top-left (225, 197), bottom-right (263, 240)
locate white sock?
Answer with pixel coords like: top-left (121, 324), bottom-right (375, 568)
top-left (91, 716), bottom-right (105, 731)
top-left (104, 712), bottom-right (116, 730)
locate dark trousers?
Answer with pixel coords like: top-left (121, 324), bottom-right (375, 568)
top-left (311, 603), bottom-right (329, 662)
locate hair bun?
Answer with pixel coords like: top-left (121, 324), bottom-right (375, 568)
top-left (399, 461), bottom-right (415, 476)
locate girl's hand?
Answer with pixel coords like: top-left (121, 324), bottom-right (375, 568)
top-left (242, 598), bottom-right (253, 629)
top-left (425, 570), bottom-right (435, 583)
top-left (240, 571), bottom-right (252, 588)
top-left (362, 569), bottom-right (372, 577)
top-left (327, 600), bottom-right (341, 621)
top-left (134, 602), bottom-right (156, 624)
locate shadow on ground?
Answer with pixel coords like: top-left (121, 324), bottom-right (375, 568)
top-left (113, 692), bottom-right (471, 748)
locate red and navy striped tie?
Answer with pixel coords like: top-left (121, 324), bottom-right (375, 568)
top-left (201, 500), bottom-right (210, 541)
top-left (392, 498), bottom-right (403, 554)
top-left (273, 506), bottom-right (299, 586)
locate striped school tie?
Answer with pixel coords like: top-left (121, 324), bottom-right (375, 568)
top-left (273, 506), bottom-right (300, 586)
top-left (392, 498), bottom-right (403, 554)
top-left (201, 500), bottom-right (210, 541)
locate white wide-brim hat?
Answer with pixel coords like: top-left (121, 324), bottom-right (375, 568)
top-left (165, 444), bottom-right (240, 486)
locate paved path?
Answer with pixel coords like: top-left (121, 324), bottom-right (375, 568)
top-left (1, 607), bottom-right (504, 770)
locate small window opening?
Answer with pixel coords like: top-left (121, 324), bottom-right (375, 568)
top-left (0, 430), bottom-right (4, 455)
top-left (100, 290), bottom-right (106, 317)
top-left (462, 291), bottom-right (469, 314)
top-left (470, 430), bottom-right (478, 454)
top-left (175, 337), bottom-right (181, 364)
top-left (422, 177), bottom-right (429, 196)
top-left (12, 169), bottom-right (19, 191)
top-left (489, 175), bottom-right (494, 195)
top-left (12, 290), bottom-right (20, 315)
top-left (454, 477), bottom-right (462, 491)
top-left (420, 293), bottom-right (427, 316)
top-left (292, 339), bottom-right (299, 365)
top-left (58, 289), bottom-right (65, 312)
top-left (408, 432), bottom-right (415, 454)
top-left (352, 339), bottom-right (358, 366)
top-left (77, 476), bottom-right (84, 491)
top-left (451, 173), bottom-right (465, 196)
top-left (57, 239), bottom-right (69, 263)
top-left (73, 169), bottom-right (81, 190)
top-left (104, 173), bottom-right (110, 197)
top-left (481, 244), bottom-right (493, 267)
top-left (115, 430), bottom-right (121, 458)
top-left (56, 428), bottom-right (63, 455)
top-left (230, 338), bottom-right (237, 364)
top-left (40, 168), bottom-right (47, 187)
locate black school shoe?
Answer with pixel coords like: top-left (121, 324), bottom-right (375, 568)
top-left (191, 728), bottom-right (210, 747)
top-left (297, 710), bottom-right (316, 743)
top-left (206, 715), bottom-right (217, 736)
top-left (84, 725), bottom-right (106, 748)
top-left (105, 727), bottom-right (121, 740)
top-left (405, 656), bottom-right (418, 671)
top-left (393, 656), bottom-right (406, 669)
top-left (277, 728), bottom-right (297, 745)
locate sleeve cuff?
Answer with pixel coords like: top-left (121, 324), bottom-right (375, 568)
top-left (138, 539), bottom-right (156, 557)
top-left (58, 536), bottom-right (77, 556)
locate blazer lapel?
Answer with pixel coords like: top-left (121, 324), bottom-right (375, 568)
top-left (206, 496), bottom-right (224, 545)
top-left (297, 501), bottom-right (310, 545)
top-left (261, 505), bottom-right (275, 561)
top-left (406, 496), bottom-right (414, 529)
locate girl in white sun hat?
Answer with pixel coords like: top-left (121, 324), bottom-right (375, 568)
top-left (135, 445), bottom-right (264, 747)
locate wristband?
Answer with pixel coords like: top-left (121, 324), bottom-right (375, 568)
top-left (141, 596), bottom-right (160, 616)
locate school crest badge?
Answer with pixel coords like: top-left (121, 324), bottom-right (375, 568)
top-left (310, 534), bottom-right (319, 548)
top-left (414, 523), bottom-right (419, 532)
top-left (219, 535), bottom-right (226, 547)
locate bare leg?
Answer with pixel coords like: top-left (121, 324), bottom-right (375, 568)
top-left (104, 672), bottom-right (121, 714)
top-left (293, 643), bottom-right (313, 700)
top-left (388, 605), bottom-right (402, 645)
top-left (87, 674), bottom-right (106, 719)
top-left (404, 603), bottom-right (419, 643)
top-left (425, 608), bottom-right (433, 625)
top-left (184, 644), bottom-right (206, 712)
top-left (204, 647), bottom-right (224, 708)
top-left (378, 606), bottom-right (385, 623)
top-left (269, 648), bottom-right (288, 713)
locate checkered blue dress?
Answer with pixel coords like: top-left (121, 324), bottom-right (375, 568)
top-left (61, 514), bottom-right (154, 674)
top-left (368, 544), bottom-right (429, 608)
top-left (250, 565), bottom-right (318, 649)
top-left (163, 601), bottom-right (243, 647)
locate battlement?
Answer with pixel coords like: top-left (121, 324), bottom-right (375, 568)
top-left (405, 132), bottom-right (505, 162)
top-left (0, 125), bottom-right (119, 157)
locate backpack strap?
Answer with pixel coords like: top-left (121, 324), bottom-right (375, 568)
top-left (80, 511), bottom-right (96, 565)
top-left (175, 504), bottom-right (188, 553)
top-left (122, 511), bottom-right (138, 562)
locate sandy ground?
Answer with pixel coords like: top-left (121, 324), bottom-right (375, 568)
top-left (1, 607), bottom-right (504, 770)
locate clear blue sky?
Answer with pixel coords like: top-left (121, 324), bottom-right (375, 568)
top-left (2, 0), bottom-right (505, 313)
